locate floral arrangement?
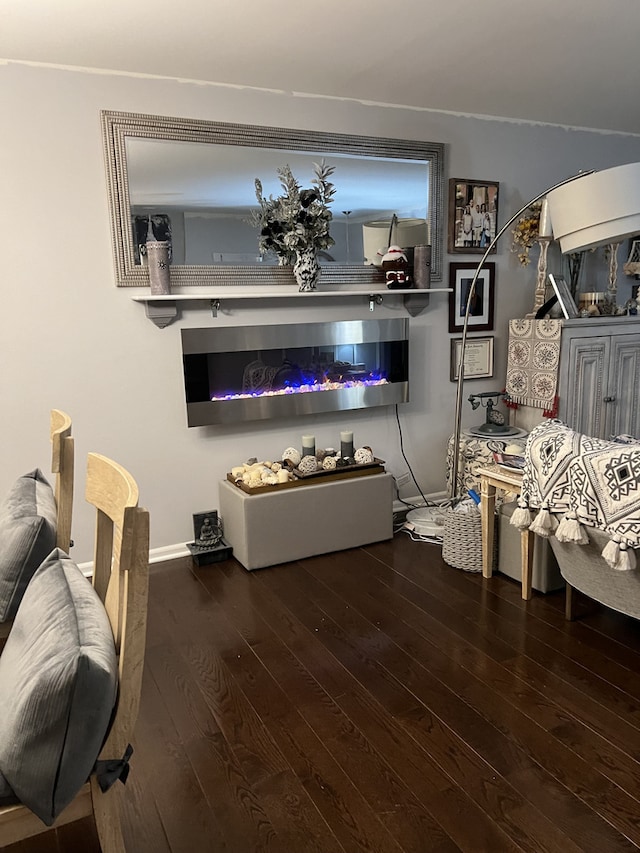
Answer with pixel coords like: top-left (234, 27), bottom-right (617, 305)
top-left (511, 201), bottom-right (542, 266)
top-left (251, 160), bottom-right (336, 263)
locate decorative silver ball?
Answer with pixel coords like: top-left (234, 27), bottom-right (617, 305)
top-left (322, 455), bottom-right (338, 470)
top-left (354, 447), bottom-right (374, 464)
top-left (282, 447), bottom-right (301, 467)
top-left (298, 455), bottom-right (319, 474)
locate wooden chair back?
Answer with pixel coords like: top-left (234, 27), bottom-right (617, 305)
top-left (0, 410), bottom-right (75, 644)
top-left (86, 453), bottom-right (149, 763)
top-left (50, 409), bottom-right (74, 553)
top-left (0, 452), bottom-right (150, 852)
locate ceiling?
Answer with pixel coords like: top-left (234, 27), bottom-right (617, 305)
top-left (2, 0), bottom-right (640, 136)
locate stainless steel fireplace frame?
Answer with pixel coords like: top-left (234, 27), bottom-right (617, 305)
top-left (181, 319), bottom-right (409, 427)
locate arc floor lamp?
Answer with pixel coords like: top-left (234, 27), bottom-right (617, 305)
top-left (450, 162), bottom-right (640, 498)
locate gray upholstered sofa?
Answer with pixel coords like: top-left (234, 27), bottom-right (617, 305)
top-left (550, 529), bottom-right (640, 620)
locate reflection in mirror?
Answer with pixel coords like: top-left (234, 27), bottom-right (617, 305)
top-left (102, 111), bottom-right (444, 287)
top-left (127, 139), bottom-right (430, 266)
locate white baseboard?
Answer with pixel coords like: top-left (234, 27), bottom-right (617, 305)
top-left (393, 490), bottom-right (449, 513)
top-left (148, 543), bottom-right (192, 563)
top-left (77, 541), bottom-right (191, 575)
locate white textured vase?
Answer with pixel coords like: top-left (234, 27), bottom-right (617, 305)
top-left (293, 248), bottom-right (320, 292)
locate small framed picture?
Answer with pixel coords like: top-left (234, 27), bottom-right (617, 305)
top-left (548, 273), bottom-right (579, 319)
top-left (450, 336), bottom-right (494, 381)
top-left (448, 262), bottom-right (495, 333)
top-left (448, 179), bottom-right (499, 254)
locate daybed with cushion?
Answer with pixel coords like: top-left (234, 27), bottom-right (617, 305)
top-left (0, 452), bottom-right (149, 852)
top-left (510, 419), bottom-right (640, 620)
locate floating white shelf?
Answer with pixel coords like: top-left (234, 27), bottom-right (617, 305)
top-left (131, 287), bottom-right (452, 327)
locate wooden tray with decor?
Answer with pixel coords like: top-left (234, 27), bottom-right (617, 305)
top-left (227, 458), bottom-right (385, 495)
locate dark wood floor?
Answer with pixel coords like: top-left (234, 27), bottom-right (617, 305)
top-left (9, 534), bottom-right (640, 852)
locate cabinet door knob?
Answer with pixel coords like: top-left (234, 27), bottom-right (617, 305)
top-left (603, 395), bottom-right (616, 403)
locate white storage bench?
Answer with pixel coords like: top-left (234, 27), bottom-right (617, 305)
top-left (219, 472), bottom-right (394, 570)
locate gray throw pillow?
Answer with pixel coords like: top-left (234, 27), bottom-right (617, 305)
top-left (0, 549), bottom-right (118, 825)
top-left (0, 469), bottom-right (57, 621)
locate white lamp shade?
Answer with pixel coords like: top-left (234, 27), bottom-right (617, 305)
top-left (546, 162), bottom-right (640, 253)
top-left (362, 218), bottom-right (428, 266)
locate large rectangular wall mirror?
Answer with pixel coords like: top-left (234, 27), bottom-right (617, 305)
top-left (101, 110), bottom-right (445, 288)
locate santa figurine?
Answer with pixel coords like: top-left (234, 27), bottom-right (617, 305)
top-left (381, 245), bottom-right (411, 289)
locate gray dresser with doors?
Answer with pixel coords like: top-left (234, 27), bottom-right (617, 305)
top-left (557, 317), bottom-right (640, 439)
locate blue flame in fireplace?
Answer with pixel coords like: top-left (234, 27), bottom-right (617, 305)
top-left (210, 373), bottom-right (389, 402)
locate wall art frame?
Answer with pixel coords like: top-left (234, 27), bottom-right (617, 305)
top-left (448, 178), bottom-right (499, 254)
top-left (449, 336), bottom-right (494, 381)
top-left (448, 262), bottom-right (495, 333)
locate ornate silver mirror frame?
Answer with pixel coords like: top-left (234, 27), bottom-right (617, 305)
top-left (101, 110), bottom-right (445, 288)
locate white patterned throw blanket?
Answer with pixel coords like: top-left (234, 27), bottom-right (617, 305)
top-left (511, 419), bottom-right (640, 571)
top-left (505, 319), bottom-right (562, 411)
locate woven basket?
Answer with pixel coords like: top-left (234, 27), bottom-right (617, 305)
top-left (442, 506), bottom-right (483, 573)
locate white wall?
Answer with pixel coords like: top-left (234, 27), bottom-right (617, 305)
top-left (2, 62), bottom-right (639, 561)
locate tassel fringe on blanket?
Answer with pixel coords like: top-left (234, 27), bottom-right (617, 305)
top-left (510, 504), bottom-right (531, 529)
top-left (602, 537), bottom-right (637, 572)
top-left (555, 513), bottom-right (589, 545)
top-left (512, 504), bottom-right (634, 568)
top-left (528, 505), bottom-right (558, 537)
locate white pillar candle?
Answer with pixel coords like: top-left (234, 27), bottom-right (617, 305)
top-left (340, 430), bottom-right (354, 458)
top-left (277, 468), bottom-right (290, 483)
top-left (302, 434), bottom-right (316, 457)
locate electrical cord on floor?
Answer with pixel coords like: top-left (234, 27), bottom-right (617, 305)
top-left (391, 405), bottom-right (461, 543)
top-left (392, 487), bottom-right (423, 512)
top-left (394, 405), bottom-right (428, 505)
top-left (394, 405), bottom-right (455, 511)
top-left (398, 525), bottom-right (444, 544)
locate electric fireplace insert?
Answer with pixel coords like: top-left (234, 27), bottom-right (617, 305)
top-left (181, 318), bottom-right (409, 426)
